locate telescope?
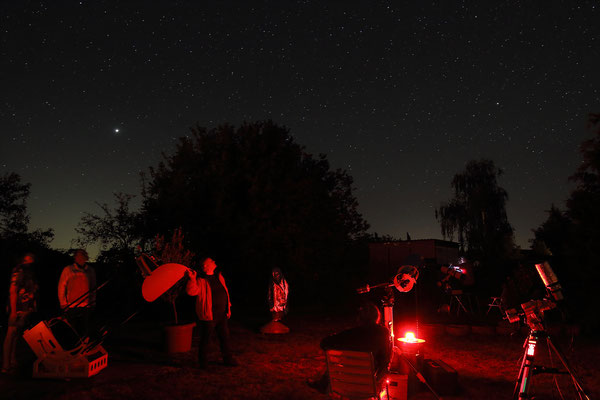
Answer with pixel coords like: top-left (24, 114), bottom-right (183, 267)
top-left (357, 265), bottom-right (420, 346)
top-left (506, 261), bottom-right (590, 399)
top-left (23, 281), bottom-right (111, 378)
top-left (357, 265), bottom-right (420, 294)
top-left (505, 260), bottom-right (564, 328)
top-left (21, 252), bottom-right (194, 379)
top-left (440, 265), bottom-right (465, 280)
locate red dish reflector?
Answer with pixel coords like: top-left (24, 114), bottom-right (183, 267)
top-left (142, 263), bottom-right (189, 302)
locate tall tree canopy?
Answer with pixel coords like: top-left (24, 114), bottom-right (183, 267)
top-left (436, 159), bottom-right (514, 263)
top-left (563, 113), bottom-right (600, 327)
top-left (567, 112), bottom-right (600, 250)
top-left (531, 204), bottom-right (571, 259)
top-left (141, 121), bottom-right (369, 304)
top-left (536, 113), bottom-right (600, 263)
top-left (529, 113), bottom-right (600, 329)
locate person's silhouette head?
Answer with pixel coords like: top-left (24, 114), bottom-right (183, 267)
top-left (357, 302), bottom-right (381, 325)
top-left (202, 258), bottom-right (217, 275)
top-left (21, 252), bottom-right (35, 264)
top-left (73, 249), bottom-right (89, 266)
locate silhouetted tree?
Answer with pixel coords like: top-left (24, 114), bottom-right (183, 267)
top-left (141, 121), bottom-right (370, 306)
top-left (0, 172), bottom-right (54, 247)
top-left (436, 160), bottom-right (515, 293)
top-left (436, 159), bottom-right (514, 259)
top-left (562, 112), bottom-right (600, 328)
top-left (531, 205), bottom-right (572, 260)
top-left (363, 233), bottom-right (402, 243)
top-left (74, 192), bottom-right (142, 252)
top-left (567, 112), bottom-right (600, 259)
top-left (73, 192), bottom-right (146, 320)
top-left (528, 113), bottom-right (600, 329)
top-left (0, 172), bottom-right (30, 235)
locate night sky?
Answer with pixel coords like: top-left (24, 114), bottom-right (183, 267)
top-left (2, 1), bottom-right (599, 256)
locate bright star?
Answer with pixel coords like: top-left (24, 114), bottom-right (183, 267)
top-left (114, 128), bottom-right (120, 133)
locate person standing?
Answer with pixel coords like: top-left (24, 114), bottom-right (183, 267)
top-left (2, 253), bottom-right (38, 374)
top-left (186, 257), bottom-right (238, 368)
top-left (58, 249), bottom-right (96, 337)
top-left (268, 267), bottom-right (289, 321)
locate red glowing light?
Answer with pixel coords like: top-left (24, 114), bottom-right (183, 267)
top-left (397, 331), bottom-right (425, 344)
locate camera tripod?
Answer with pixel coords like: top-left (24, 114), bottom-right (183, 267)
top-left (513, 329), bottom-right (590, 400)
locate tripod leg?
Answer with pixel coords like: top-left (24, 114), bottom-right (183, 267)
top-left (513, 345), bottom-right (528, 399)
top-left (513, 332), bottom-right (537, 399)
top-left (546, 336), bottom-right (591, 400)
top-left (517, 354), bottom-right (535, 399)
top-left (393, 347), bottom-right (442, 400)
top-left (455, 296), bottom-right (468, 314)
top-left (513, 352), bottom-right (525, 397)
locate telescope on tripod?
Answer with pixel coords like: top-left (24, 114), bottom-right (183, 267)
top-left (357, 265), bottom-right (419, 294)
top-left (505, 261), bottom-right (590, 400)
top-left (356, 262), bottom-right (442, 399)
top-left (357, 264), bottom-right (419, 342)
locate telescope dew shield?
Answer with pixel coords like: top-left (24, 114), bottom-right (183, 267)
top-left (535, 262), bottom-right (563, 301)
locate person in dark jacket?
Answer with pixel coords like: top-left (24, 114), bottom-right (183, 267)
top-left (308, 302), bottom-right (391, 393)
top-left (186, 257), bottom-right (238, 368)
top-left (2, 253), bottom-right (38, 374)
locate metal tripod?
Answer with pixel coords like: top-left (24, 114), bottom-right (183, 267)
top-left (513, 329), bottom-right (590, 400)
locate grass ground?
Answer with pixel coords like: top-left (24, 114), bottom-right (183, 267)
top-left (1, 308), bottom-right (599, 400)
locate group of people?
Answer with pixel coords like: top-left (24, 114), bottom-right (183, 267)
top-left (2, 249), bottom-right (95, 374)
top-left (2, 250), bottom-right (291, 374)
top-left (4, 250), bottom-right (386, 394)
top-left (183, 256), bottom-right (388, 391)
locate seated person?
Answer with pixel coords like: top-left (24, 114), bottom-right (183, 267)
top-left (309, 302), bottom-right (391, 393)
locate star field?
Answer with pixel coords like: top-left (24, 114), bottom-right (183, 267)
top-left (1, 1), bottom-right (599, 254)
